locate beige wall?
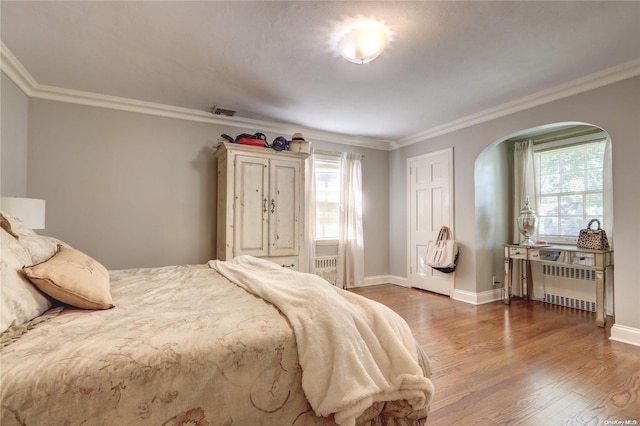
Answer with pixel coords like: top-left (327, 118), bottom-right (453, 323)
top-left (389, 76), bottom-right (640, 332)
top-left (474, 138), bottom-right (510, 291)
top-left (1, 72), bottom-right (29, 196)
top-left (27, 100), bottom-right (219, 268)
top-left (22, 99), bottom-right (390, 276)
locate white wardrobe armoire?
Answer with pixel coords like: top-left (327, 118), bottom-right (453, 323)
top-left (215, 143), bottom-right (309, 271)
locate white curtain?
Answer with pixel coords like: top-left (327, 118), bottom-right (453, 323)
top-left (304, 153), bottom-right (317, 273)
top-left (603, 137), bottom-right (614, 315)
top-left (337, 152), bottom-right (364, 289)
top-left (603, 138), bottom-right (613, 245)
top-left (512, 140), bottom-right (537, 297)
top-left (513, 140), bottom-right (537, 243)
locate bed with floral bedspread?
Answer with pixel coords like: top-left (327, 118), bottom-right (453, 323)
top-left (1, 213), bottom-right (433, 426)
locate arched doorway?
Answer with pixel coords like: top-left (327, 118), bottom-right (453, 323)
top-left (473, 121), bottom-right (612, 305)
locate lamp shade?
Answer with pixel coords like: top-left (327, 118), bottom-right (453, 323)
top-left (0, 197), bottom-right (46, 229)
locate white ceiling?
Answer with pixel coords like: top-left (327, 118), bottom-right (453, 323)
top-left (2, 1), bottom-right (640, 145)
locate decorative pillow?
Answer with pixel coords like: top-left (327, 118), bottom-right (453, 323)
top-left (20, 234), bottom-right (63, 264)
top-left (0, 210), bottom-right (34, 239)
top-left (23, 246), bottom-right (114, 310)
top-left (0, 210), bottom-right (63, 263)
top-left (0, 229), bottom-right (52, 333)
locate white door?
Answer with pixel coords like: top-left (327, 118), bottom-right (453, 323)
top-left (408, 148), bottom-right (454, 295)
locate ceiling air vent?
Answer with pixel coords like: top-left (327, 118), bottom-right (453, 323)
top-left (210, 106), bottom-right (237, 117)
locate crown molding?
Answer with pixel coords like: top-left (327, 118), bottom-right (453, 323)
top-left (392, 58), bottom-right (640, 149)
top-left (2, 42), bottom-right (638, 152)
top-left (0, 43), bottom-right (390, 150)
top-left (30, 83), bottom-right (392, 150)
top-left (0, 41), bottom-right (37, 96)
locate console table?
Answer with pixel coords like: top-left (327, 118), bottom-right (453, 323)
top-left (503, 244), bottom-right (613, 327)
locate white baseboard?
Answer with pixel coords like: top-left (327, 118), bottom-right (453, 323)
top-left (387, 275), bottom-right (410, 287)
top-left (610, 324), bottom-right (640, 347)
top-left (452, 288), bottom-right (503, 305)
top-left (359, 275), bottom-right (387, 287)
top-left (356, 275), bottom-right (409, 287)
top-left (362, 276), bottom-right (502, 304)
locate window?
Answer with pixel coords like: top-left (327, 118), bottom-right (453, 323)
top-left (314, 155), bottom-right (341, 240)
top-left (535, 139), bottom-right (606, 242)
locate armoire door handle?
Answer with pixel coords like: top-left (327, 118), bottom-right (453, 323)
top-left (271, 198), bottom-right (275, 214)
top-left (263, 198), bottom-right (267, 213)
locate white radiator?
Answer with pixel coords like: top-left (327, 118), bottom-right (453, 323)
top-left (536, 263), bottom-right (596, 312)
top-left (315, 256), bottom-right (338, 286)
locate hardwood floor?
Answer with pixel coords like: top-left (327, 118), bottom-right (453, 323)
top-left (349, 284), bottom-right (640, 426)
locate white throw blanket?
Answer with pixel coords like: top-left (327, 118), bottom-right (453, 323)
top-left (209, 256), bottom-right (435, 426)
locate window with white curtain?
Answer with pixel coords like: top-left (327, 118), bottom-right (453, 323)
top-left (314, 154), bottom-right (341, 240)
top-left (535, 138), bottom-right (607, 243)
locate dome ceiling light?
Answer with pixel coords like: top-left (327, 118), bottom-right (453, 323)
top-left (336, 18), bottom-right (391, 65)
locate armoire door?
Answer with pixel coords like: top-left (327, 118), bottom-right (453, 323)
top-left (269, 159), bottom-right (300, 256)
top-left (234, 155), bottom-right (269, 256)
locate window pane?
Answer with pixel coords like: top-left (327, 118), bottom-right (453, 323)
top-left (562, 149), bottom-right (585, 172)
top-left (559, 194), bottom-right (583, 216)
top-left (539, 154), bottom-right (560, 175)
top-left (585, 194), bottom-right (603, 216)
top-left (315, 156), bottom-right (341, 240)
top-left (560, 217), bottom-right (583, 236)
top-left (539, 196), bottom-right (558, 216)
top-left (540, 174), bottom-right (560, 194)
top-left (539, 217), bottom-right (558, 235)
top-left (585, 145), bottom-right (604, 168)
top-left (561, 171), bottom-right (585, 192)
top-left (586, 169), bottom-right (603, 191)
top-left (535, 139), bottom-right (606, 240)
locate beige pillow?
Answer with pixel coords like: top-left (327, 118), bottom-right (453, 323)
top-left (23, 246), bottom-right (114, 310)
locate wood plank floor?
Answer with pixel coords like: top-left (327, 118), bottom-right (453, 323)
top-left (349, 284), bottom-right (640, 426)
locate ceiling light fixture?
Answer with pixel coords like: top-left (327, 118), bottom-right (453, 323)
top-left (337, 19), bottom-right (391, 65)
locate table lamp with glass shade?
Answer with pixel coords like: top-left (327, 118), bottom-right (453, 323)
top-left (517, 196), bottom-right (537, 245)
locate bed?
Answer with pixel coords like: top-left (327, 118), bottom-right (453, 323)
top-left (1, 212), bottom-right (434, 426)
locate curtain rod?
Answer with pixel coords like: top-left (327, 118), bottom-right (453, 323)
top-left (510, 126), bottom-right (604, 145)
top-left (314, 148), bottom-right (365, 158)
top-left (531, 128), bottom-right (604, 144)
